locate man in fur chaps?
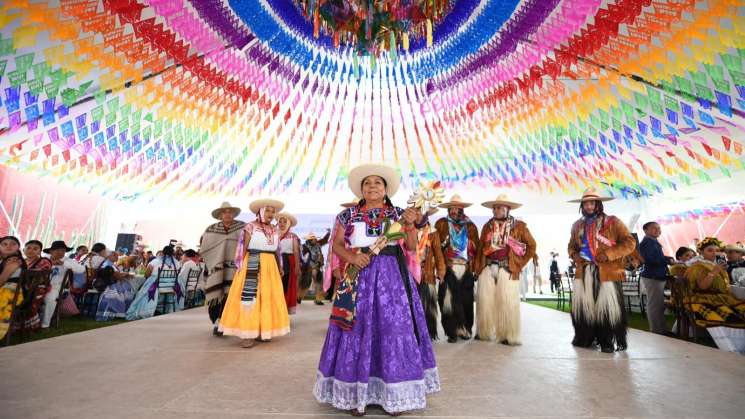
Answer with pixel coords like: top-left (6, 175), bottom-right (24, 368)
top-left (475, 194), bottom-right (536, 345)
top-left (434, 195), bottom-right (479, 343)
top-left (567, 188), bottom-right (636, 353)
top-left (417, 213), bottom-right (446, 340)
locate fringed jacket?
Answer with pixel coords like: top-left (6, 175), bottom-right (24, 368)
top-left (475, 218), bottom-right (536, 280)
top-left (567, 214), bottom-right (636, 282)
top-left (419, 225), bottom-right (446, 284)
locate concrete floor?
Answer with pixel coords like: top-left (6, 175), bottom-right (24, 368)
top-left (1, 303), bottom-right (744, 419)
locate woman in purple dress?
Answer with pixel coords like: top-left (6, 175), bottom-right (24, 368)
top-left (313, 164), bottom-right (440, 416)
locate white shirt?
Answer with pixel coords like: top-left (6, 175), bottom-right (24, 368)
top-left (348, 222), bottom-right (397, 248)
top-left (82, 254), bottom-right (106, 270)
top-left (248, 229), bottom-right (279, 252)
top-left (279, 237), bottom-right (295, 254)
top-left (178, 259), bottom-right (201, 284)
top-left (50, 258), bottom-right (85, 286)
top-left (148, 257), bottom-right (181, 271)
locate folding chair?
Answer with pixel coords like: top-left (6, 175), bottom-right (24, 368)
top-left (51, 271), bottom-right (73, 329)
top-left (184, 267), bottom-right (203, 308)
top-left (622, 270), bottom-right (646, 314)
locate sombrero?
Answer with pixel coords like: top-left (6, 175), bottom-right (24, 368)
top-left (481, 193), bottom-right (522, 210)
top-left (211, 201), bottom-right (241, 220)
top-left (341, 198), bottom-right (360, 208)
top-left (249, 198), bottom-right (285, 214)
top-left (276, 212), bottom-right (298, 227)
top-left (724, 244), bottom-right (745, 254)
top-left (569, 187), bottom-right (614, 203)
top-left (348, 163), bottom-right (401, 199)
top-left (439, 194), bottom-right (472, 209)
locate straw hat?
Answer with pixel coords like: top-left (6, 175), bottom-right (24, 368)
top-left (304, 232), bottom-right (318, 241)
top-left (724, 243), bottom-right (745, 254)
top-left (348, 163), bottom-right (401, 199)
top-left (439, 194), bottom-right (472, 209)
top-left (341, 198), bottom-right (360, 208)
top-left (211, 201), bottom-right (241, 220)
top-left (569, 187), bottom-right (614, 203)
top-left (481, 193), bottom-right (522, 210)
top-left (249, 198), bottom-right (285, 214)
top-left (276, 212), bottom-right (298, 227)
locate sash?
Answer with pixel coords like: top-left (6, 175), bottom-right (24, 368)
top-left (241, 250), bottom-right (260, 307)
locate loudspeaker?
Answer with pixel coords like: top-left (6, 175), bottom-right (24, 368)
top-left (115, 233), bottom-right (137, 254)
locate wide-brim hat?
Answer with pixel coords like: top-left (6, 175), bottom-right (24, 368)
top-left (439, 194), bottom-right (472, 209)
top-left (276, 212), bottom-right (298, 227)
top-left (249, 198), bottom-right (285, 214)
top-left (44, 240), bottom-right (73, 253)
top-left (724, 244), bottom-right (745, 254)
top-left (304, 232), bottom-right (318, 241)
top-left (481, 193), bottom-right (522, 210)
top-left (569, 187), bottom-right (614, 203)
top-left (211, 201), bottom-right (241, 219)
top-left (341, 198), bottom-right (360, 208)
top-left (348, 163), bottom-right (401, 199)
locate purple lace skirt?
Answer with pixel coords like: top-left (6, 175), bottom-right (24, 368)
top-left (313, 254), bottom-right (440, 413)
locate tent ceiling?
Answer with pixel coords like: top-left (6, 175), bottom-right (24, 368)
top-left (0, 0), bottom-right (742, 203)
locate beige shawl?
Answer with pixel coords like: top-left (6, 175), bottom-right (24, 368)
top-left (200, 220), bottom-right (246, 304)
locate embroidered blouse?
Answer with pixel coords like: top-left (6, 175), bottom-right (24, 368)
top-left (336, 205), bottom-right (405, 248)
top-left (279, 232), bottom-right (299, 254)
top-left (245, 222), bottom-right (279, 252)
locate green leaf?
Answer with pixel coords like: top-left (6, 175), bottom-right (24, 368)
top-left (384, 232), bottom-right (406, 241)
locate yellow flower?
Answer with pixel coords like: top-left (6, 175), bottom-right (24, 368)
top-left (387, 222), bottom-right (402, 234)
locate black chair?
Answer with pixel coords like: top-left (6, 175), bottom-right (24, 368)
top-left (183, 267), bottom-right (203, 308)
top-left (50, 270), bottom-right (73, 329)
top-left (155, 268), bottom-right (180, 314)
top-left (556, 272), bottom-right (573, 311)
top-left (622, 270), bottom-right (646, 314)
top-left (6, 270), bottom-right (53, 344)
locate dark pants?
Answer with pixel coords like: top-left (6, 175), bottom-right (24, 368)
top-left (549, 272), bottom-right (561, 293)
top-left (438, 267), bottom-right (475, 340)
top-left (418, 281), bottom-right (439, 340)
top-left (571, 266), bottom-right (628, 350)
top-left (208, 299), bottom-right (226, 324)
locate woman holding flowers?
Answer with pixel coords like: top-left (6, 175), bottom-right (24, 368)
top-left (313, 164), bottom-right (440, 416)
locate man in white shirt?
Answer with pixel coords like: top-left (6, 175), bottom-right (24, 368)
top-left (42, 241), bottom-right (85, 328)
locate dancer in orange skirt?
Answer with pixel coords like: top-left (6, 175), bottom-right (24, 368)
top-left (219, 198), bottom-right (290, 348)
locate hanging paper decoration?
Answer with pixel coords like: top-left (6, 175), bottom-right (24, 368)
top-left (292, 0), bottom-right (454, 56)
top-left (657, 201), bottom-right (745, 225)
top-left (0, 0), bottom-right (742, 202)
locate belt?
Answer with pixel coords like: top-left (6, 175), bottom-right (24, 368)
top-left (487, 259), bottom-right (510, 269)
top-left (448, 258), bottom-right (468, 266)
top-left (249, 250), bottom-right (277, 255)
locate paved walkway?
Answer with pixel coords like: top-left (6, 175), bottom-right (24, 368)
top-left (2, 303), bottom-right (743, 418)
